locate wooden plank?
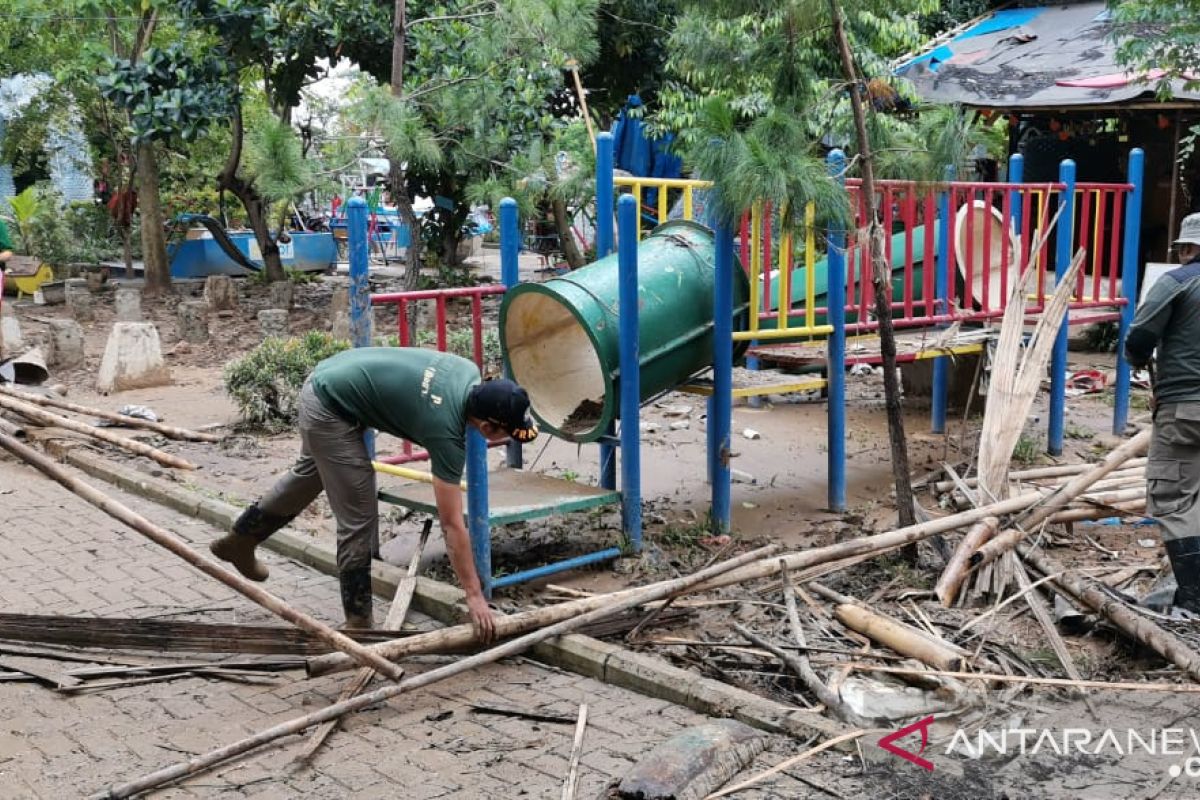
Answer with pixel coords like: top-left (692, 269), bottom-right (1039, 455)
top-left (0, 656), bottom-right (82, 689)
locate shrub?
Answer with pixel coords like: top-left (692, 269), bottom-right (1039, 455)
top-left (224, 331), bottom-right (350, 431)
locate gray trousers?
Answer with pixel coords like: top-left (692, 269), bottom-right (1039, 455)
top-left (1147, 401), bottom-right (1200, 543)
top-left (258, 381), bottom-right (378, 572)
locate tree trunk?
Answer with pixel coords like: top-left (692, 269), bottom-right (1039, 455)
top-left (829, 1), bottom-right (916, 537)
top-left (552, 196), bottom-right (586, 268)
top-left (218, 105), bottom-right (285, 282)
top-left (136, 142), bottom-right (171, 295)
top-left (389, 0), bottom-right (423, 292)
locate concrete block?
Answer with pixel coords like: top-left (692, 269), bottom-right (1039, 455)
top-left (330, 310), bottom-right (351, 341)
top-left (66, 279), bottom-right (95, 322)
top-left (113, 288), bottom-right (141, 322)
top-left (45, 319), bottom-right (85, 369)
top-left (203, 275), bottom-right (238, 311)
top-left (176, 301), bottom-right (210, 344)
top-left (1, 313), bottom-right (24, 358)
top-left (267, 280), bottom-right (294, 310)
top-left (257, 309), bottom-right (289, 340)
top-left (96, 322), bottom-right (171, 394)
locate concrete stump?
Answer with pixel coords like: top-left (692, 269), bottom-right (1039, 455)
top-left (330, 285), bottom-right (351, 340)
top-left (1, 313), bottom-right (24, 358)
top-left (114, 287), bottom-right (142, 322)
top-left (268, 280), bottom-right (294, 310)
top-left (97, 322), bottom-right (172, 394)
top-left (204, 275), bottom-right (238, 311)
top-left (177, 301), bottom-right (210, 344)
top-left (258, 309), bottom-right (289, 340)
top-left (45, 319), bottom-right (85, 369)
top-left (66, 279), bottom-right (95, 322)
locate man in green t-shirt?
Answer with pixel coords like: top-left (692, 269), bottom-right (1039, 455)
top-left (210, 347), bottom-right (537, 638)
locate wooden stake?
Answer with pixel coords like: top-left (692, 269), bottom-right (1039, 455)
top-left (297, 520), bottom-right (432, 761)
top-left (0, 384), bottom-right (221, 442)
top-left (0, 393), bottom-right (195, 469)
top-left (561, 704), bottom-right (588, 800)
top-left (0, 429), bottom-right (403, 681)
top-left (90, 545), bottom-right (782, 800)
top-left (935, 517), bottom-right (999, 607)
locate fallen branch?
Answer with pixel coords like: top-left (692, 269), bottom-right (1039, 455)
top-left (0, 393), bottom-right (195, 469)
top-left (91, 545), bottom-right (782, 800)
top-left (0, 384), bottom-right (221, 442)
top-left (0, 429), bottom-right (403, 681)
top-left (935, 517), bottom-right (999, 607)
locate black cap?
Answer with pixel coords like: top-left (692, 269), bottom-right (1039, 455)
top-left (468, 379), bottom-right (538, 442)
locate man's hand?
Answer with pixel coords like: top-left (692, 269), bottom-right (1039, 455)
top-left (466, 593), bottom-right (497, 643)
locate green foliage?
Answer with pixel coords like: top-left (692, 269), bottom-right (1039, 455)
top-left (1012, 433), bottom-right (1041, 466)
top-left (1112, 0), bottom-right (1200, 96)
top-left (223, 332), bottom-right (350, 430)
top-left (243, 115), bottom-right (314, 204)
top-left (7, 187), bottom-right (41, 253)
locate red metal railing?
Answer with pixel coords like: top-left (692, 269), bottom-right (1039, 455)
top-left (370, 285), bottom-right (507, 465)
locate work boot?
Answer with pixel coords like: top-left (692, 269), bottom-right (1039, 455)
top-left (340, 566), bottom-right (374, 629)
top-left (1167, 537), bottom-right (1200, 614)
top-left (208, 504), bottom-right (293, 582)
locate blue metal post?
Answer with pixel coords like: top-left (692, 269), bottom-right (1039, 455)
top-left (931, 165), bottom-right (955, 433)
top-left (1009, 154), bottom-right (1024, 233)
top-left (499, 197), bottom-right (523, 468)
top-left (347, 196), bottom-right (376, 455)
top-left (466, 427), bottom-right (492, 598)
top-left (711, 219), bottom-right (734, 534)
top-left (616, 194), bottom-right (642, 551)
top-left (596, 131), bottom-right (618, 490)
top-left (1048, 159), bottom-right (1076, 456)
top-left (826, 150), bottom-right (847, 513)
top-left (1113, 149), bottom-right (1145, 435)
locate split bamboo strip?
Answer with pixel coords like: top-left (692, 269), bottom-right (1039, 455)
top-left (930, 458), bottom-right (1148, 494)
top-left (935, 517), bottom-right (999, 607)
top-left (297, 521), bottom-right (431, 761)
top-left (89, 545), bottom-right (781, 800)
top-left (0, 430), bottom-right (403, 681)
top-left (308, 490), bottom-right (1069, 679)
top-left (0, 393), bottom-right (195, 469)
top-left (1020, 543), bottom-right (1200, 682)
top-left (0, 385), bottom-right (221, 442)
top-left (703, 729), bottom-right (872, 800)
top-left (561, 704), bottom-right (588, 800)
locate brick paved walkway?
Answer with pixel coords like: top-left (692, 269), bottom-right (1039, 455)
top-left (0, 456), bottom-right (833, 799)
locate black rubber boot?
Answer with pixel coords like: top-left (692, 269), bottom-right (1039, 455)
top-left (1166, 537), bottom-right (1200, 614)
top-left (208, 504), bottom-right (294, 582)
top-left (340, 566), bottom-right (374, 629)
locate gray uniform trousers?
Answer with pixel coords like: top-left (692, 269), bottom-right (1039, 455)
top-left (257, 380), bottom-right (378, 572)
top-left (1147, 401), bottom-right (1200, 543)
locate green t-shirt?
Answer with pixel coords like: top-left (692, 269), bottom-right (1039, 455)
top-left (0, 218), bottom-right (12, 252)
top-left (311, 347), bottom-right (481, 482)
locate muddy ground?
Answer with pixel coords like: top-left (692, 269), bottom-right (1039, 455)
top-left (4, 257), bottom-right (1197, 799)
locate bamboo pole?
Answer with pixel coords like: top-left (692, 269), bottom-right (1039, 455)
top-left (0, 415), bottom-right (24, 438)
top-left (833, 604), bottom-right (968, 672)
top-left (1020, 543), bottom-right (1200, 683)
top-left (704, 729), bottom-right (871, 800)
top-left (840, 663), bottom-right (1200, 693)
top-left (930, 458), bottom-right (1148, 494)
top-left (0, 430), bottom-right (403, 681)
top-left (935, 517), bottom-right (999, 607)
top-left (297, 521), bottom-right (431, 761)
top-left (307, 490), bottom-right (1065, 678)
top-left (0, 393), bottom-right (195, 469)
top-left (0, 385), bottom-right (221, 442)
top-left (1048, 499), bottom-right (1146, 524)
top-left (90, 545), bottom-right (781, 800)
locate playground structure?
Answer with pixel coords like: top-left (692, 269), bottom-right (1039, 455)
top-left (166, 214), bottom-right (337, 278)
top-left (346, 132), bottom-right (1146, 597)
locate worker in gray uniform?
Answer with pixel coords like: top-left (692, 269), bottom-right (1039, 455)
top-left (209, 347), bottom-right (537, 637)
top-left (1126, 212), bottom-right (1200, 613)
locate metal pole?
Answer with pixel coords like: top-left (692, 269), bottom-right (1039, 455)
top-left (499, 197), bottom-right (523, 469)
top-left (347, 195), bottom-right (376, 456)
top-left (466, 427), bottom-right (492, 598)
top-left (596, 131), bottom-right (617, 490)
top-left (1049, 159), bottom-right (1076, 456)
top-left (1009, 153), bottom-right (1024, 234)
top-left (616, 194), bottom-right (642, 551)
top-left (711, 218), bottom-right (734, 534)
top-left (1114, 148), bottom-right (1145, 435)
top-left (826, 150), bottom-right (847, 513)
top-left (931, 165), bottom-right (955, 433)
